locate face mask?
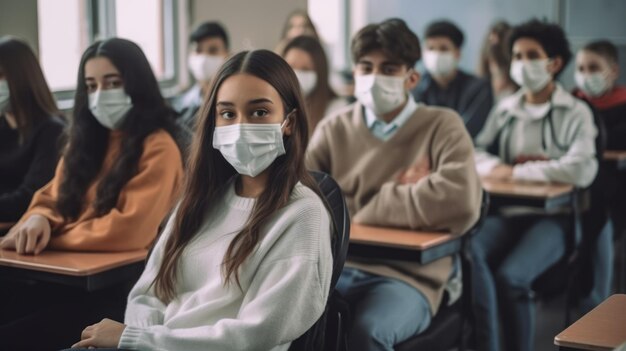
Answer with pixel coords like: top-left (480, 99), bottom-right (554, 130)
top-left (0, 80), bottom-right (10, 114)
top-left (422, 50), bottom-right (457, 77)
top-left (188, 54), bottom-right (224, 83)
top-left (294, 69), bottom-right (317, 96)
top-left (213, 119), bottom-right (289, 177)
top-left (575, 71), bottom-right (609, 97)
top-left (88, 88), bottom-right (133, 129)
top-left (510, 59), bottom-right (552, 93)
top-left (354, 74), bottom-right (407, 116)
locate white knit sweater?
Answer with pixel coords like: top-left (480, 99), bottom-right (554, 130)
top-left (118, 181), bottom-right (333, 351)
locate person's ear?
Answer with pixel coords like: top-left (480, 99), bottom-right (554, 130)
top-left (405, 69), bottom-right (420, 91)
top-left (453, 46), bottom-right (461, 60)
top-left (608, 62), bottom-right (620, 84)
top-left (548, 56), bottom-right (563, 76)
top-left (282, 109), bottom-right (296, 136)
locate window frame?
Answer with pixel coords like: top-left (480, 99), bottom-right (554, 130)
top-left (44, 0), bottom-right (183, 110)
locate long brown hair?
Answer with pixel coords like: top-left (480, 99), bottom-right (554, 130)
top-left (478, 21), bottom-right (513, 78)
top-left (281, 10), bottom-right (319, 41)
top-left (154, 50), bottom-right (323, 303)
top-left (283, 35), bottom-right (338, 134)
top-left (57, 38), bottom-right (179, 220)
top-left (0, 36), bottom-right (61, 140)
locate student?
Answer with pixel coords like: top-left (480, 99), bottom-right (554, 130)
top-left (574, 40), bottom-right (626, 309)
top-left (276, 10), bottom-right (319, 55)
top-left (1, 37), bottom-right (183, 254)
top-left (473, 19), bottom-right (598, 351)
top-left (0, 37), bottom-right (183, 349)
top-left (173, 21), bottom-right (230, 128)
top-left (69, 50), bottom-right (333, 350)
top-left (0, 37), bottom-right (65, 229)
top-left (307, 18), bottom-right (482, 351)
top-left (282, 35), bottom-right (347, 134)
top-left (573, 40), bottom-right (626, 150)
top-left (412, 20), bottom-right (493, 137)
top-left (478, 21), bottom-right (518, 103)
top-left (281, 10), bottom-right (319, 42)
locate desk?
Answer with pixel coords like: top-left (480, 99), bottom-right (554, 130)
top-left (604, 150), bottom-right (626, 171)
top-left (348, 223), bottom-right (461, 264)
top-left (0, 249), bottom-right (147, 291)
top-left (482, 178), bottom-right (575, 211)
top-left (554, 294), bottom-right (626, 351)
top-left (0, 222), bottom-right (15, 231)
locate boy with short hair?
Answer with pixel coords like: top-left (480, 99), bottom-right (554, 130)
top-left (412, 20), bottom-right (493, 137)
top-left (307, 18), bottom-right (482, 351)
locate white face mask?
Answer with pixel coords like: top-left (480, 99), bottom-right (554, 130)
top-left (422, 50), bottom-right (457, 77)
top-left (575, 71), bottom-right (610, 97)
top-left (213, 120), bottom-right (288, 177)
top-left (88, 88), bottom-right (133, 129)
top-left (510, 59), bottom-right (552, 93)
top-left (0, 80), bottom-right (10, 114)
top-left (294, 69), bottom-right (317, 96)
top-left (188, 54), bottom-right (224, 83)
top-left (354, 74), bottom-right (407, 116)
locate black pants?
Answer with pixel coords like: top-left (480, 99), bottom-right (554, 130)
top-left (0, 279), bottom-right (129, 351)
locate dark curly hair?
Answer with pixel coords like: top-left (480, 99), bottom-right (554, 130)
top-left (425, 20), bottom-right (465, 48)
top-left (351, 18), bottom-right (421, 68)
top-left (509, 19), bottom-right (572, 78)
top-left (57, 38), bottom-right (178, 220)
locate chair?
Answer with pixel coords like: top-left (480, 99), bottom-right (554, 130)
top-left (394, 190), bottom-right (490, 351)
top-left (288, 171), bottom-right (351, 351)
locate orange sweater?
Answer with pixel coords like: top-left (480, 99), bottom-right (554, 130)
top-left (19, 129), bottom-right (183, 251)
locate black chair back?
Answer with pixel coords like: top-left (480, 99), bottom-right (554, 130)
top-left (288, 171), bottom-right (351, 351)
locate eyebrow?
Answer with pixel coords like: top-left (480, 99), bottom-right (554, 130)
top-left (85, 73), bottom-right (121, 81)
top-left (356, 59), bottom-right (402, 66)
top-left (216, 98), bottom-right (274, 107)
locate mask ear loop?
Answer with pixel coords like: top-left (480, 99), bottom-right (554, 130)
top-left (281, 109), bottom-right (297, 131)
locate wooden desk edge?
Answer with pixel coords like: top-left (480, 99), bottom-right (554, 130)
top-left (349, 224), bottom-right (457, 250)
top-left (604, 151), bottom-right (626, 160)
top-left (554, 336), bottom-right (614, 351)
top-left (349, 234), bottom-right (458, 251)
top-left (0, 251), bottom-right (147, 277)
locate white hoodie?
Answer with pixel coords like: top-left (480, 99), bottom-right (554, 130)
top-left (474, 83), bottom-right (598, 187)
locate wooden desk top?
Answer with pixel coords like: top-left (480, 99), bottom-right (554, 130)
top-left (0, 222), bottom-right (15, 231)
top-left (482, 178), bottom-right (574, 199)
top-left (350, 223), bottom-right (455, 250)
top-left (0, 249), bottom-right (147, 277)
top-left (554, 294), bottom-right (626, 351)
top-left (604, 150), bottom-right (626, 161)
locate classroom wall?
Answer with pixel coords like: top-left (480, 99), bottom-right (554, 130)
top-left (0, 0), bottom-right (39, 53)
top-left (363, 0), bottom-right (626, 88)
top-left (189, 0), bottom-right (308, 52)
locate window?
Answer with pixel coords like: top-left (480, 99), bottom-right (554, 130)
top-left (37, 0), bottom-right (179, 98)
top-left (37, 0), bottom-right (90, 91)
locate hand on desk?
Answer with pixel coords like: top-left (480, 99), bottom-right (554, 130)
top-left (396, 157), bottom-right (430, 184)
top-left (0, 214), bottom-right (50, 255)
top-left (488, 164), bottom-right (514, 180)
top-left (72, 318), bottom-right (126, 349)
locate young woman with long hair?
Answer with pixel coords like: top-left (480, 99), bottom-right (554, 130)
top-left (0, 38), bottom-right (183, 350)
top-left (282, 35), bottom-right (346, 134)
top-left (0, 37), bottom-right (65, 230)
top-left (70, 49), bottom-right (333, 351)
